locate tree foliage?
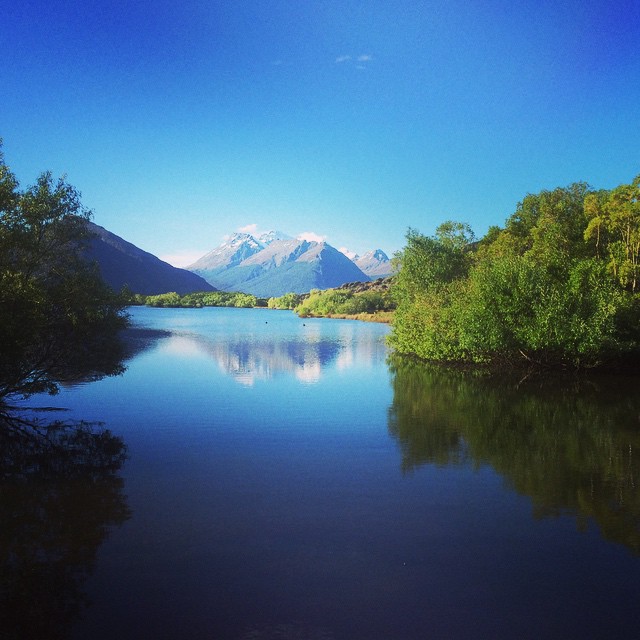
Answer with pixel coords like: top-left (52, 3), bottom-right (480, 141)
top-left (142, 290), bottom-right (259, 308)
top-left (390, 177), bottom-right (640, 369)
top-left (584, 176), bottom-right (640, 292)
top-left (0, 146), bottom-right (127, 402)
top-left (294, 287), bottom-right (393, 317)
top-left (267, 292), bottom-right (303, 310)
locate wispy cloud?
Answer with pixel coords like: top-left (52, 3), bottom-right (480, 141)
top-left (238, 223), bottom-right (259, 234)
top-left (339, 246), bottom-right (358, 260)
top-left (335, 53), bottom-right (373, 70)
top-left (297, 231), bottom-right (327, 243)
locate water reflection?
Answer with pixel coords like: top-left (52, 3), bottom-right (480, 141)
top-left (58, 326), bottom-right (170, 390)
top-left (161, 322), bottom-right (386, 385)
top-left (0, 422), bottom-right (130, 640)
top-left (388, 356), bottom-right (640, 554)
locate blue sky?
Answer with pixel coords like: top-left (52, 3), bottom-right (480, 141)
top-left (2, 0), bottom-right (639, 266)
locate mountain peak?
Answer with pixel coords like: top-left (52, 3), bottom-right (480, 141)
top-left (258, 230), bottom-right (292, 245)
top-left (361, 248), bottom-right (388, 261)
top-left (226, 232), bottom-right (263, 248)
top-left (188, 233), bottom-right (370, 296)
top-left (354, 249), bottom-right (393, 277)
top-left (188, 233), bottom-right (264, 271)
top-left (339, 247), bottom-right (359, 261)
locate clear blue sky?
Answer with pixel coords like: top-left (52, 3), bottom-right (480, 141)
top-left (3, 0), bottom-right (639, 266)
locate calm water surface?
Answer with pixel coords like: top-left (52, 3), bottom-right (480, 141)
top-left (5, 306), bottom-right (640, 639)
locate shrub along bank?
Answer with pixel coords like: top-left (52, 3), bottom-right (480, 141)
top-left (389, 176), bottom-right (640, 370)
top-left (135, 291), bottom-right (264, 308)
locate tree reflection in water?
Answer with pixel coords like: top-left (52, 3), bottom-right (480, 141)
top-left (388, 356), bottom-right (640, 554)
top-left (0, 418), bottom-right (130, 640)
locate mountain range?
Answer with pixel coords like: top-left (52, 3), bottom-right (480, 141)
top-left (83, 222), bottom-right (392, 298)
top-left (188, 231), bottom-right (393, 297)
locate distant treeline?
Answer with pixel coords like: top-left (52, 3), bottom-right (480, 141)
top-left (133, 285), bottom-right (396, 322)
top-left (132, 291), bottom-right (265, 308)
top-left (270, 287), bottom-right (395, 322)
top-left (390, 175), bottom-right (640, 370)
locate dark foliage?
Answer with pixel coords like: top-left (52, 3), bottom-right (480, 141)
top-left (0, 145), bottom-right (128, 403)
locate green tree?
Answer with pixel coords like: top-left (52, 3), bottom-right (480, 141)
top-left (585, 176), bottom-right (640, 292)
top-left (233, 292), bottom-right (257, 307)
top-left (268, 292), bottom-right (302, 310)
top-left (390, 180), bottom-right (640, 369)
top-left (393, 224), bottom-right (474, 300)
top-left (0, 147), bottom-right (127, 403)
top-left (458, 256), bottom-right (632, 367)
top-left (145, 292), bottom-right (181, 307)
top-left (389, 224), bottom-right (475, 361)
top-left (525, 183), bottom-right (592, 268)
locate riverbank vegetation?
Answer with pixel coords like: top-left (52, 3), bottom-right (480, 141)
top-left (294, 288), bottom-right (393, 322)
top-left (0, 146), bottom-right (127, 412)
top-left (136, 280), bottom-right (397, 322)
top-left (139, 290), bottom-right (263, 308)
top-left (390, 177), bottom-right (640, 370)
top-left (266, 279), bottom-right (395, 322)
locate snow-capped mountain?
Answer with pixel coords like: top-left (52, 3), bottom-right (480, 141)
top-left (354, 249), bottom-right (394, 278)
top-left (80, 222), bottom-right (391, 297)
top-left (188, 233), bottom-right (371, 297)
top-left (187, 233), bottom-right (264, 271)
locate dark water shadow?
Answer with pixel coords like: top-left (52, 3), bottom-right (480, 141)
top-left (388, 356), bottom-right (640, 554)
top-left (0, 421), bottom-right (130, 640)
top-left (0, 327), bottom-right (166, 639)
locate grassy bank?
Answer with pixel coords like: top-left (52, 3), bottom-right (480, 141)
top-left (299, 310), bottom-right (394, 323)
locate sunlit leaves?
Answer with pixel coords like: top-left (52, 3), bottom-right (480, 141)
top-left (584, 177), bottom-right (640, 291)
top-left (390, 177), bottom-right (640, 369)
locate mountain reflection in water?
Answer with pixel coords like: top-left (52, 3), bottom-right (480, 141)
top-left (388, 356), bottom-right (640, 554)
top-left (6, 308), bottom-right (640, 639)
top-left (158, 320), bottom-right (384, 385)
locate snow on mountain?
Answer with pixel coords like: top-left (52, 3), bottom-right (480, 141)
top-left (187, 232), bottom-right (264, 271)
top-left (240, 238), bottom-right (313, 269)
top-left (187, 234), bottom-right (372, 297)
top-left (258, 230), bottom-right (292, 245)
top-left (339, 247), bottom-right (359, 260)
top-left (354, 249), bottom-right (394, 277)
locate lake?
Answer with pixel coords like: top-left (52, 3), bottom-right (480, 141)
top-left (4, 306), bottom-right (640, 639)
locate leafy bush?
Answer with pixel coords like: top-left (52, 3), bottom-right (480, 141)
top-left (145, 292), bottom-right (182, 307)
top-left (295, 288), bottom-right (393, 317)
top-left (390, 176), bottom-right (640, 369)
top-left (267, 292), bottom-right (302, 309)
